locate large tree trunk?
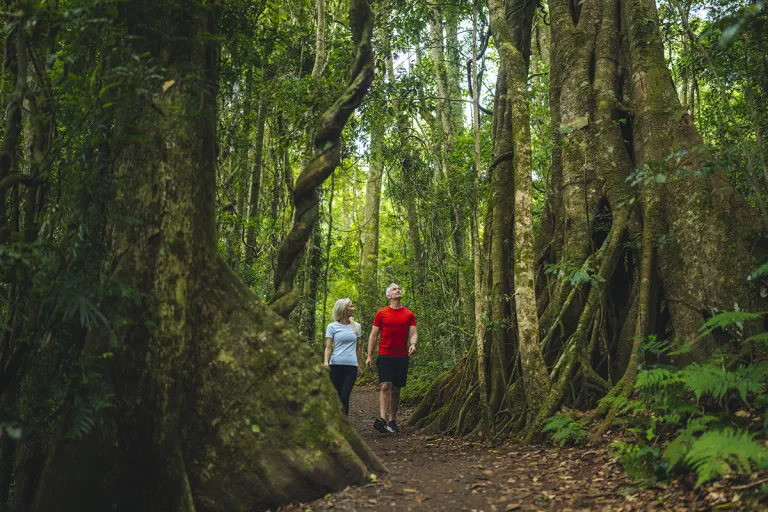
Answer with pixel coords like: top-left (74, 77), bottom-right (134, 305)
top-left (410, 0), bottom-right (538, 435)
top-left (413, 0), bottom-right (767, 439)
top-left (29, 3), bottom-right (382, 511)
top-left (471, 0), bottom-right (492, 437)
top-left (488, 0), bottom-right (550, 416)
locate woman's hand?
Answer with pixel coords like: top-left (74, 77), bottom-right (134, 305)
top-left (323, 361), bottom-right (329, 368)
top-left (357, 366), bottom-right (363, 379)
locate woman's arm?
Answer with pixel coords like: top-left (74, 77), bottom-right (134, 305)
top-left (324, 337), bottom-right (333, 366)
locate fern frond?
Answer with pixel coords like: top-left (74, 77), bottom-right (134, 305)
top-left (542, 412), bottom-right (588, 447)
top-left (681, 363), bottom-right (768, 404)
top-left (685, 428), bottom-right (766, 487)
top-left (744, 332), bottom-right (768, 345)
top-left (636, 368), bottom-right (683, 391)
top-left (668, 341), bottom-right (693, 356)
top-left (750, 262), bottom-right (768, 281)
top-left (663, 416), bottom-right (717, 469)
top-left (698, 311), bottom-right (766, 338)
top-left (681, 363), bottom-right (734, 401)
top-left (733, 364), bottom-right (768, 403)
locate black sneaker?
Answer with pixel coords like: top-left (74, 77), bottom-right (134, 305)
top-left (373, 417), bottom-right (389, 434)
top-left (387, 420), bottom-right (399, 432)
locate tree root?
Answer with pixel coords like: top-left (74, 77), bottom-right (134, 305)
top-left (524, 214), bottom-right (630, 441)
top-left (409, 354), bottom-right (480, 434)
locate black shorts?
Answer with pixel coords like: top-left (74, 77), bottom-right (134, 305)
top-left (376, 355), bottom-right (409, 388)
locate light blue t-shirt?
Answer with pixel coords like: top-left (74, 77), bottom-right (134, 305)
top-left (325, 321), bottom-right (361, 366)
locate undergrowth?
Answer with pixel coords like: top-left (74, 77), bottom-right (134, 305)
top-left (540, 266), bottom-right (768, 495)
top-left (605, 308), bottom-right (768, 489)
top-left (542, 412), bottom-right (589, 446)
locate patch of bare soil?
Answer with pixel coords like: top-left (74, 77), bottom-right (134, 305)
top-left (277, 387), bottom-right (756, 511)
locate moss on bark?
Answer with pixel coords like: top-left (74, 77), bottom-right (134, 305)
top-left (27, 3), bottom-right (383, 511)
top-left (414, 0), bottom-right (767, 441)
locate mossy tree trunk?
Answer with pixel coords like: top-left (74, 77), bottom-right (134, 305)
top-left (410, 0), bottom-right (538, 435)
top-left (27, 2), bottom-right (382, 511)
top-left (412, 0), bottom-right (766, 439)
top-left (490, 0), bottom-right (551, 418)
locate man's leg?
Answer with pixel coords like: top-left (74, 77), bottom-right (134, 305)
top-left (389, 385), bottom-right (400, 422)
top-left (379, 382), bottom-right (392, 419)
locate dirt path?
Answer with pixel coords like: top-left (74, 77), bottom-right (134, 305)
top-left (277, 387), bottom-right (724, 511)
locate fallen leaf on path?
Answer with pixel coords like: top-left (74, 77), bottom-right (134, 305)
top-left (403, 488), bottom-right (418, 493)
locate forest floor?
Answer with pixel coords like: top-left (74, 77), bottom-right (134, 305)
top-left (278, 386), bottom-right (755, 511)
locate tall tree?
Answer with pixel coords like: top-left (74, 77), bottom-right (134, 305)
top-left (488, 0), bottom-right (550, 418)
top-left (245, 61), bottom-right (271, 263)
top-left (428, 5), bottom-right (472, 324)
top-left (28, 2), bottom-right (382, 510)
top-left (412, 0), bottom-right (767, 439)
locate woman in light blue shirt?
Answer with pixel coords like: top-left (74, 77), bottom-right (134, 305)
top-left (324, 298), bottom-right (363, 416)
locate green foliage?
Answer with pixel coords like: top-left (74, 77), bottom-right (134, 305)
top-left (545, 259), bottom-right (603, 287)
top-left (681, 363), bottom-right (768, 403)
top-left (541, 412), bottom-right (589, 447)
top-left (750, 262), bottom-right (768, 281)
top-left (611, 441), bottom-right (665, 482)
top-left (698, 310), bottom-right (766, 338)
top-left (613, 306), bottom-right (768, 488)
top-left (685, 429), bottom-right (767, 487)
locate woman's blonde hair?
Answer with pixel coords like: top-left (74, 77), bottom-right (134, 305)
top-left (331, 298), bottom-right (358, 334)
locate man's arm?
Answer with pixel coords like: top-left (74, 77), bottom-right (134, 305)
top-left (408, 325), bottom-right (418, 356)
top-left (366, 325), bottom-right (380, 368)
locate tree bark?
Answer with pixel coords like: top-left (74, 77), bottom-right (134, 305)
top-left (471, 0), bottom-right (492, 437)
top-left (414, 0), bottom-right (767, 440)
top-left (488, 0), bottom-right (550, 413)
top-left (311, 0), bottom-right (327, 76)
top-left (30, 3), bottom-right (382, 510)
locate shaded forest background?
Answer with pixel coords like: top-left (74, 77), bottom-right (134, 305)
top-left (0, 0), bottom-right (767, 509)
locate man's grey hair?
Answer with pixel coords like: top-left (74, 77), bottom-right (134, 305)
top-left (385, 283), bottom-right (400, 298)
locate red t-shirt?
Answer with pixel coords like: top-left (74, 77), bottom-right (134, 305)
top-left (373, 306), bottom-right (416, 357)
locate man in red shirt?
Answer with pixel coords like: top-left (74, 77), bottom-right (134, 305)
top-left (366, 283), bottom-right (417, 433)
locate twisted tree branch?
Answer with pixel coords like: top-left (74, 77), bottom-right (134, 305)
top-left (270, 0), bottom-right (374, 318)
